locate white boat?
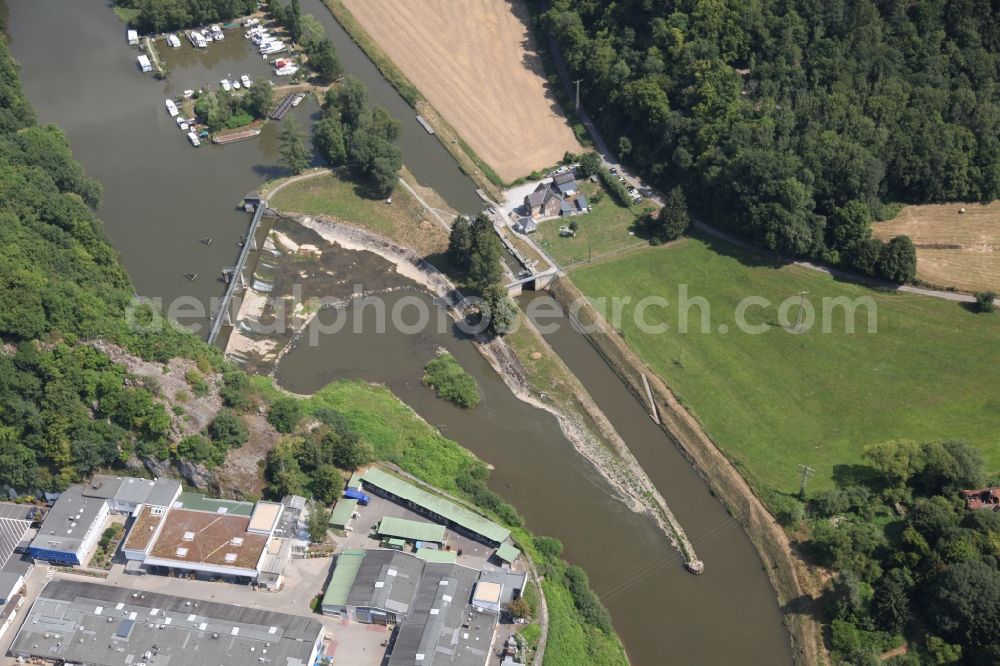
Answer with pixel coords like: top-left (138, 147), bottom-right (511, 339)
top-left (166, 34), bottom-right (181, 48)
top-left (232, 81), bottom-right (241, 90)
top-left (275, 64), bottom-right (299, 76)
top-left (127, 29), bottom-right (139, 46)
top-left (251, 32), bottom-right (270, 45)
top-left (220, 79), bottom-right (231, 92)
top-left (211, 25), bottom-right (224, 40)
top-left (291, 92), bottom-right (305, 107)
top-left (245, 17), bottom-right (260, 27)
top-left (175, 115), bottom-right (186, 127)
top-left (182, 89), bottom-right (195, 99)
top-left (165, 98), bottom-right (179, 117)
top-left (190, 31), bottom-right (207, 48)
top-left (179, 122), bottom-right (189, 131)
top-left (187, 131), bottom-right (201, 147)
top-left (260, 41), bottom-right (286, 55)
top-left (241, 74), bottom-right (252, 88)
top-left (201, 29), bottom-right (214, 42)
top-left (137, 55), bottom-right (152, 72)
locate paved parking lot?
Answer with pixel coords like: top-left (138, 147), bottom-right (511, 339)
top-left (337, 494), bottom-right (493, 570)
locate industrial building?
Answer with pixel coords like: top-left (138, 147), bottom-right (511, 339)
top-left (376, 516), bottom-right (446, 544)
top-left (28, 476), bottom-right (181, 566)
top-left (9, 579), bottom-right (324, 666)
top-left (322, 548), bottom-right (522, 666)
top-left (122, 494), bottom-right (295, 589)
top-left (328, 497), bottom-right (359, 530)
top-left (360, 469), bottom-right (510, 546)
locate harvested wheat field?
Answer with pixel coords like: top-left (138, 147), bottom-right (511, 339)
top-left (874, 202), bottom-right (1000, 292)
top-left (338, 0), bottom-right (582, 182)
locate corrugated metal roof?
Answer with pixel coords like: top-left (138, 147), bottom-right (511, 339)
top-left (328, 499), bottom-right (358, 527)
top-left (377, 517), bottom-right (445, 543)
top-left (322, 548), bottom-right (366, 608)
top-left (361, 469), bottom-right (509, 544)
top-left (495, 542), bottom-right (521, 563)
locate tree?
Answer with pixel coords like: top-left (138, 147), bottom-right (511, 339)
top-left (311, 464), bottom-right (344, 504)
top-left (482, 284), bottom-right (516, 338)
top-left (467, 215), bottom-right (503, 291)
top-left (308, 37), bottom-right (342, 82)
top-left (578, 151), bottom-right (602, 177)
top-left (877, 235), bottom-right (917, 283)
top-left (873, 568), bottom-right (912, 633)
top-left (208, 409), bottom-right (249, 448)
top-left (326, 76), bottom-right (369, 128)
top-left (312, 116), bottom-right (347, 166)
top-left (277, 117), bottom-right (309, 175)
top-left (926, 560), bottom-right (1000, 657)
top-left (447, 216), bottom-right (473, 270)
top-left (266, 440), bottom-right (308, 497)
top-left (647, 186), bottom-right (689, 244)
top-left (974, 291), bottom-right (996, 313)
top-left (534, 536), bottom-right (564, 558)
top-left (243, 79), bottom-right (273, 119)
top-left (330, 436), bottom-right (374, 470)
top-left (300, 13), bottom-right (325, 47)
top-left (307, 503), bottom-right (330, 543)
top-left (267, 396), bottom-right (303, 433)
top-left (287, 0), bottom-right (302, 43)
top-left (508, 597), bottom-right (530, 619)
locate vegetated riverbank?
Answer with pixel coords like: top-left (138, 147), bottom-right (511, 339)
top-left (318, 0), bottom-right (507, 196)
top-left (227, 209), bottom-right (698, 572)
top-left (545, 276), bottom-right (824, 666)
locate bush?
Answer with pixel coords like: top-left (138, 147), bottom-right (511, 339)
top-left (184, 369), bottom-right (209, 397)
top-left (974, 291), bottom-right (996, 314)
top-left (267, 397), bottom-right (304, 434)
top-left (208, 409), bottom-right (249, 448)
top-left (422, 354), bottom-right (480, 408)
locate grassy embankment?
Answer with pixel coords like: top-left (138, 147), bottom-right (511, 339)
top-left (319, 0), bottom-right (506, 194)
top-left (267, 169), bottom-right (449, 258)
top-left (253, 377), bottom-right (628, 666)
top-left (571, 232), bottom-right (1000, 498)
top-left (533, 180), bottom-right (648, 267)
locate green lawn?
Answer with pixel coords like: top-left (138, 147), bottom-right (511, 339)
top-left (572, 233), bottom-right (1000, 496)
top-left (268, 171), bottom-right (448, 257)
top-left (533, 182), bottom-right (648, 267)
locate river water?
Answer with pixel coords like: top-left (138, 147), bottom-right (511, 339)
top-left (4, 1), bottom-right (792, 663)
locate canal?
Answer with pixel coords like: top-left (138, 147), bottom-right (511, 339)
top-left (3, 1), bottom-right (793, 664)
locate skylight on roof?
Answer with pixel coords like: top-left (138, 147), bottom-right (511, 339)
top-left (374, 581), bottom-right (385, 588)
top-left (231, 537), bottom-right (244, 546)
top-left (224, 553), bottom-right (237, 563)
top-left (182, 531), bottom-right (195, 541)
top-left (176, 547), bottom-right (188, 557)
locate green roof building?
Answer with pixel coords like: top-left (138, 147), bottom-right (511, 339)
top-left (376, 516), bottom-right (446, 543)
top-left (328, 498), bottom-right (358, 529)
top-left (173, 491), bottom-right (254, 517)
top-left (361, 468), bottom-right (510, 545)
top-left (495, 542), bottom-right (521, 564)
top-left (321, 548), bottom-right (366, 615)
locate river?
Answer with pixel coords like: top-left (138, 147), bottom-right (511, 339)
top-left (3, 1), bottom-right (792, 664)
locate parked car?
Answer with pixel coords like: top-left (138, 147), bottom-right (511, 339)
top-left (609, 167), bottom-right (618, 174)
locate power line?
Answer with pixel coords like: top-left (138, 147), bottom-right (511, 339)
top-left (797, 464), bottom-right (816, 500)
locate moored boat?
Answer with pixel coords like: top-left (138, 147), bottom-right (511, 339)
top-left (165, 98), bottom-right (179, 117)
top-left (241, 74), bottom-right (252, 88)
top-left (187, 131), bottom-right (201, 147)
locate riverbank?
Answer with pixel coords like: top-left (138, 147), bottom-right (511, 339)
top-left (226, 209), bottom-right (700, 573)
top-left (545, 276), bottom-right (824, 665)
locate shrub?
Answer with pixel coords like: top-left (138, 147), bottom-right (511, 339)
top-left (208, 409), bottom-right (249, 448)
top-left (974, 291), bottom-right (996, 313)
top-left (267, 397), bottom-right (304, 434)
top-left (422, 354), bottom-right (480, 408)
top-left (184, 369), bottom-right (209, 397)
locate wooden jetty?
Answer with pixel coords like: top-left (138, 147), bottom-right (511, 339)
top-left (270, 93), bottom-right (296, 120)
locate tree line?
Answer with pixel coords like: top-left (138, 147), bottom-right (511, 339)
top-left (114, 0), bottom-right (256, 33)
top-left (447, 214), bottom-right (517, 337)
top-left (538, 0), bottom-right (1000, 282)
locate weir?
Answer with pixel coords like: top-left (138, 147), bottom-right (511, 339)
top-left (207, 199), bottom-right (266, 345)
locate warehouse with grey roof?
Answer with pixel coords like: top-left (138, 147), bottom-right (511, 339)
top-left (9, 579), bottom-right (324, 666)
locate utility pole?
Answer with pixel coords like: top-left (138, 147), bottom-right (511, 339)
top-left (797, 464), bottom-right (816, 500)
top-left (793, 290), bottom-right (810, 331)
top-left (574, 78), bottom-right (582, 112)
top-left (588, 237), bottom-right (592, 263)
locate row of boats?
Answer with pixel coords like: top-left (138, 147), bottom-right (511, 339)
top-left (220, 74), bottom-right (254, 92)
top-left (246, 24), bottom-right (286, 56)
top-left (186, 24), bottom-right (226, 49)
top-left (164, 99), bottom-right (202, 147)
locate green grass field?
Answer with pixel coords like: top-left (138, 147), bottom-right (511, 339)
top-left (268, 171), bottom-right (448, 257)
top-left (533, 182), bottom-right (648, 267)
top-left (572, 233), bottom-right (1000, 496)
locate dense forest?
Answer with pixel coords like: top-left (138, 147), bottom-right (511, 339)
top-left (799, 440), bottom-right (1000, 665)
top-left (114, 0), bottom-right (256, 33)
top-left (0, 27), bottom-right (217, 490)
top-left (541, 0), bottom-right (1000, 280)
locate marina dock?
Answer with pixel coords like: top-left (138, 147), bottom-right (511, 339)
top-left (269, 93), bottom-right (296, 120)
